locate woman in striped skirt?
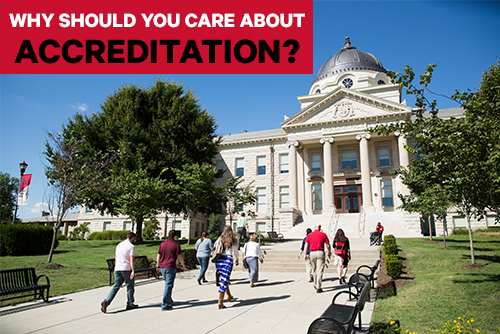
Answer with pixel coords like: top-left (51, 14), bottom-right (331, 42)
top-left (215, 225), bottom-right (239, 309)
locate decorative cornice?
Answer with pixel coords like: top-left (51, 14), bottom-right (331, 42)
top-left (219, 135), bottom-right (288, 147)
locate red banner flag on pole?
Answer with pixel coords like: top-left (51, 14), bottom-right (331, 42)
top-left (18, 174), bottom-right (32, 206)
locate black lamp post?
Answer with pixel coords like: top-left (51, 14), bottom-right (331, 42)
top-left (12, 161), bottom-right (28, 224)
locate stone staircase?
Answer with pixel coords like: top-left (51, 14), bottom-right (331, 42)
top-left (208, 239), bottom-right (381, 276)
top-left (284, 211), bottom-right (422, 240)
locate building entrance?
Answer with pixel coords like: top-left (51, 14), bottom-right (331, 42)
top-left (334, 184), bottom-right (362, 213)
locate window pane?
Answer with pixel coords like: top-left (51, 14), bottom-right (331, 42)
top-left (258, 166), bottom-right (266, 175)
top-left (344, 185), bottom-right (358, 193)
top-left (257, 188), bottom-right (266, 212)
top-left (378, 145), bottom-right (390, 166)
top-left (381, 179), bottom-right (393, 207)
top-left (257, 156), bottom-right (266, 165)
top-left (280, 154), bottom-right (289, 173)
top-left (311, 152), bottom-right (321, 171)
top-left (312, 184), bottom-right (322, 210)
top-left (341, 149), bottom-right (358, 169)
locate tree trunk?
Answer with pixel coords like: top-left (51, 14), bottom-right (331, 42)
top-left (429, 214), bottom-right (434, 241)
top-left (466, 213), bottom-right (475, 264)
top-left (47, 227), bottom-right (57, 263)
top-left (135, 216), bottom-right (144, 243)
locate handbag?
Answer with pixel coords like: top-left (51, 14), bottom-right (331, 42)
top-left (210, 239), bottom-right (224, 263)
top-left (334, 242), bottom-right (345, 256)
top-left (242, 244), bottom-right (249, 269)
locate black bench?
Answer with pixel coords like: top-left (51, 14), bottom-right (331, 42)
top-left (370, 230), bottom-right (384, 246)
top-left (356, 259), bottom-right (380, 288)
top-left (267, 231), bottom-right (284, 242)
top-left (106, 255), bottom-right (160, 285)
top-left (347, 273), bottom-right (370, 301)
top-left (307, 282), bottom-right (371, 334)
top-left (0, 267), bottom-right (50, 302)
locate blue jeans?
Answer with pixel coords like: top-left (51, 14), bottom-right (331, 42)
top-left (197, 256), bottom-right (209, 281)
top-left (161, 268), bottom-right (176, 310)
top-left (104, 270), bottom-right (135, 307)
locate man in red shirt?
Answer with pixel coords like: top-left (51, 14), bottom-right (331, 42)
top-left (304, 224), bottom-right (331, 293)
top-left (157, 230), bottom-right (187, 310)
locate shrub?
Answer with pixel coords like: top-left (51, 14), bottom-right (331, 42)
top-left (87, 230), bottom-right (128, 240)
top-left (56, 233), bottom-right (67, 241)
top-left (0, 223), bottom-right (58, 256)
top-left (385, 254), bottom-right (403, 279)
top-left (384, 234), bottom-right (396, 245)
top-left (143, 218), bottom-right (160, 240)
top-left (384, 242), bottom-right (399, 256)
top-left (208, 213), bottom-right (222, 241)
top-left (70, 222), bottom-right (90, 240)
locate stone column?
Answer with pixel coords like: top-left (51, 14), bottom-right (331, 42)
top-left (395, 132), bottom-right (410, 196)
top-left (320, 137), bottom-right (335, 210)
top-left (356, 134), bottom-right (373, 209)
top-left (288, 141), bottom-right (299, 209)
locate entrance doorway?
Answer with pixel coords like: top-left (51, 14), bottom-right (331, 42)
top-left (334, 184), bottom-right (362, 213)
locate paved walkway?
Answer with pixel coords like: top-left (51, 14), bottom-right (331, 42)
top-left (1, 240), bottom-right (377, 334)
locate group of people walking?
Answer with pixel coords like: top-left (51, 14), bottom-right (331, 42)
top-left (298, 225), bottom-right (351, 293)
top-left (100, 221), bottom-right (367, 312)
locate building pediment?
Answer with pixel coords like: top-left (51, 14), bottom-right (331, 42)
top-left (281, 87), bottom-right (412, 130)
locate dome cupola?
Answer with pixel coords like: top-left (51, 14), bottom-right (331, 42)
top-left (313, 37), bottom-right (386, 84)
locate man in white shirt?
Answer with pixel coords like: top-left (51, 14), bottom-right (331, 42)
top-left (236, 212), bottom-right (249, 249)
top-left (101, 232), bottom-right (138, 313)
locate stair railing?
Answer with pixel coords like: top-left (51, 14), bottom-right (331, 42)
top-left (358, 206), bottom-right (366, 238)
top-left (327, 205), bottom-right (339, 242)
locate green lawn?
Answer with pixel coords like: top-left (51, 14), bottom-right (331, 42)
top-left (371, 237), bottom-right (500, 333)
top-left (0, 240), bottom-right (195, 307)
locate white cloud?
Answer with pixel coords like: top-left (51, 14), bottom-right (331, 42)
top-left (71, 102), bottom-right (89, 112)
top-left (30, 202), bottom-right (48, 214)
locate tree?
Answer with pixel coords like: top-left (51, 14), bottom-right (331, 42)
top-left (222, 176), bottom-right (257, 226)
top-left (143, 218), bottom-right (161, 240)
top-left (372, 61), bottom-right (500, 264)
top-left (169, 163), bottom-right (225, 244)
top-left (0, 172), bottom-right (18, 224)
top-left (208, 213), bottom-right (223, 241)
top-left (44, 133), bottom-right (113, 263)
top-left (55, 79), bottom-right (221, 241)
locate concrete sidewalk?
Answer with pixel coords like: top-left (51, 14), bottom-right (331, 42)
top-left (1, 240), bottom-right (377, 334)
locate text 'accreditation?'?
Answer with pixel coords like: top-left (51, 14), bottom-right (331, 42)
top-left (1, 0), bottom-right (313, 74)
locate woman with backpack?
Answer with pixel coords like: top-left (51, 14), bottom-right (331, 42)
top-left (333, 229), bottom-right (351, 284)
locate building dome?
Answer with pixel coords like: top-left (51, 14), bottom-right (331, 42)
top-left (313, 37), bottom-right (386, 84)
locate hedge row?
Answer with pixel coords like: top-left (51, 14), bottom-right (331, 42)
top-left (0, 223), bottom-right (58, 256)
top-left (383, 234), bottom-right (403, 279)
top-left (87, 230), bottom-right (129, 240)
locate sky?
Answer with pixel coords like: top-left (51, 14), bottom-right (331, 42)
top-left (1, 1), bottom-right (500, 219)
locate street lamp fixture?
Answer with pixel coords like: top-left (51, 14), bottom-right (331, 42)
top-left (12, 161), bottom-right (28, 224)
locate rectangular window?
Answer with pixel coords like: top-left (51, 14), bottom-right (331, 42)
top-left (378, 145), bottom-right (390, 166)
top-left (256, 222), bottom-right (266, 232)
top-left (311, 151), bottom-right (322, 171)
top-left (123, 221), bottom-right (132, 231)
top-left (381, 180), bottom-right (394, 207)
top-left (453, 217), bottom-right (466, 228)
top-left (236, 158), bottom-right (244, 177)
top-left (103, 221), bottom-right (111, 231)
top-left (216, 160), bottom-right (225, 177)
top-left (341, 148), bottom-right (358, 169)
top-left (257, 156), bottom-right (266, 175)
top-left (280, 186), bottom-right (290, 209)
top-left (280, 154), bottom-right (289, 173)
top-left (257, 187), bottom-right (266, 212)
top-left (174, 220), bottom-right (182, 238)
top-left (312, 184), bottom-right (322, 210)
top-left (486, 216), bottom-right (498, 227)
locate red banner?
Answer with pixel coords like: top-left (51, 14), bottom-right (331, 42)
top-left (1, 0), bottom-right (313, 74)
top-left (18, 174), bottom-right (32, 206)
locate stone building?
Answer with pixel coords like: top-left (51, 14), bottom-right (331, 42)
top-left (26, 37), bottom-right (496, 239)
